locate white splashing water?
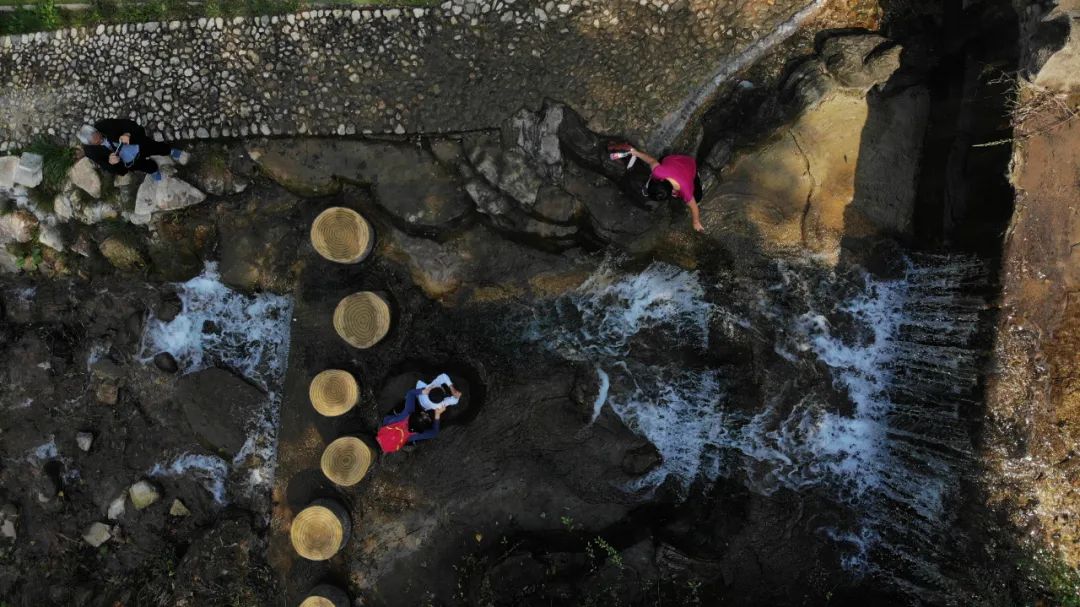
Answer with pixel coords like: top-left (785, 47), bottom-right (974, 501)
top-left (139, 262), bottom-right (293, 510)
top-left (529, 257), bottom-right (983, 601)
top-left (148, 453), bottom-right (229, 504)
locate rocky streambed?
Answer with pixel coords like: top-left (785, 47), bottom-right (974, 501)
top-left (2, 1), bottom-right (1080, 606)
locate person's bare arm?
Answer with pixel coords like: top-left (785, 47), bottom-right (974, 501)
top-left (687, 199), bottom-right (704, 232)
top-left (630, 147), bottom-right (660, 169)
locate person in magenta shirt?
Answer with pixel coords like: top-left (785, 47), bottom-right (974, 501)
top-left (628, 147), bottom-right (704, 232)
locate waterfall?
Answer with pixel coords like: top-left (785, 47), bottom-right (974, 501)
top-left (525, 254), bottom-right (986, 602)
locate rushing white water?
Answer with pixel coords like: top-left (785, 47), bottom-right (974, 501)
top-left (527, 255), bottom-right (985, 601)
top-left (139, 263), bottom-right (293, 510)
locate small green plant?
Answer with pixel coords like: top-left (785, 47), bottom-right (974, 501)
top-left (36, 0), bottom-right (61, 29)
top-left (1028, 550), bottom-right (1080, 607)
top-left (585, 536), bottom-right (622, 570)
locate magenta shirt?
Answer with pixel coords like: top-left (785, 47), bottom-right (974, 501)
top-left (651, 155), bottom-right (698, 203)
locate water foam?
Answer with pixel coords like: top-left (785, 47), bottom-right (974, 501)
top-left (139, 263), bottom-right (293, 511)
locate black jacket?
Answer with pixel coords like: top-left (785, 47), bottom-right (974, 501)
top-left (82, 119), bottom-right (151, 176)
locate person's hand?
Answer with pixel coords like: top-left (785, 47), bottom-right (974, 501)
top-left (450, 386), bottom-right (462, 398)
top-left (422, 385), bottom-right (432, 395)
top-left (693, 221), bottom-right (705, 233)
top-left (108, 154), bottom-right (120, 165)
top-left (119, 133), bottom-right (131, 144)
top-left (435, 407), bottom-right (445, 420)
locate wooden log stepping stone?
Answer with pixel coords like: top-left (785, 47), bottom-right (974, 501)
top-left (310, 207), bottom-right (373, 264)
top-left (333, 292), bottom-right (390, 349)
top-left (300, 584), bottom-right (350, 607)
top-left (320, 436), bottom-right (373, 486)
top-left (290, 499), bottom-right (351, 561)
top-left (308, 370), bottom-right (359, 417)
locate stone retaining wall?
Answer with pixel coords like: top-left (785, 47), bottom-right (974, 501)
top-left (0, 0), bottom-right (831, 151)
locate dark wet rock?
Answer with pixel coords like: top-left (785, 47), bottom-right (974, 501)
top-left (248, 139), bottom-right (471, 231)
top-left (467, 144), bottom-right (544, 207)
top-left (534, 184), bottom-right (584, 224)
top-left (185, 150), bottom-right (250, 197)
top-left (153, 352), bottom-right (179, 374)
top-left (176, 368), bottom-right (262, 458)
top-left (98, 235), bottom-right (147, 272)
top-left (217, 211), bottom-right (299, 293)
top-left (622, 443), bottom-right (663, 476)
top-left (565, 173), bottom-right (665, 252)
top-left (380, 224), bottom-right (585, 302)
top-left (156, 291), bottom-right (183, 322)
top-left (503, 102), bottom-right (565, 181)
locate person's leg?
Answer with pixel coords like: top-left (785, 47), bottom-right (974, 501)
top-left (141, 140), bottom-right (172, 157)
top-left (134, 158), bottom-right (162, 180)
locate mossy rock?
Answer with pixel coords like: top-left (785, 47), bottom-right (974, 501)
top-left (99, 235), bottom-right (147, 272)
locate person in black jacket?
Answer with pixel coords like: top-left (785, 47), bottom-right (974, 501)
top-left (76, 120), bottom-right (189, 181)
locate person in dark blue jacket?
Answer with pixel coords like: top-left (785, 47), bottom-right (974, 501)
top-left (379, 388), bottom-right (444, 446)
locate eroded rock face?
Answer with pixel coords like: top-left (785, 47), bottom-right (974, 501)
top-left (702, 32), bottom-right (927, 263)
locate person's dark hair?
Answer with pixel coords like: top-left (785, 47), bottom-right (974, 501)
top-left (644, 178), bottom-right (674, 201)
top-left (409, 409), bottom-right (434, 433)
top-left (429, 387), bottom-right (446, 404)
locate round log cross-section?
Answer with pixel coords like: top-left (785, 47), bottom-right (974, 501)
top-left (309, 370), bottom-right (359, 417)
top-left (290, 499), bottom-right (351, 561)
top-left (321, 436), bottom-right (374, 486)
top-left (300, 584), bottom-right (350, 607)
top-left (333, 292), bottom-right (391, 349)
top-left (310, 207), bottom-right (373, 264)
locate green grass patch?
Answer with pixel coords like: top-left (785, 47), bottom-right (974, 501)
top-left (0, 0), bottom-right (439, 35)
top-left (24, 136), bottom-right (76, 197)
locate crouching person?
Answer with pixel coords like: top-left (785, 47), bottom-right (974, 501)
top-left (376, 387), bottom-right (445, 454)
top-left (77, 119), bottom-right (189, 181)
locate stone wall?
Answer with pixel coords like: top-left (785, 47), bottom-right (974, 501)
top-left (0, 0), bottom-right (842, 151)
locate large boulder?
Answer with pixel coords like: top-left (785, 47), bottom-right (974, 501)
top-left (68, 157), bottom-right (102, 199)
top-left (176, 368), bottom-right (263, 458)
top-left (132, 175), bottom-right (206, 224)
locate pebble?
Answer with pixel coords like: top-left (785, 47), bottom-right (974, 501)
top-left (82, 522), bottom-right (111, 547)
top-left (129, 481), bottom-right (161, 510)
top-left (76, 432), bottom-right (94, 452)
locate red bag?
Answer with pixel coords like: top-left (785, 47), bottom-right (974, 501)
top-left (376, 419), bottom-right (413, 453)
